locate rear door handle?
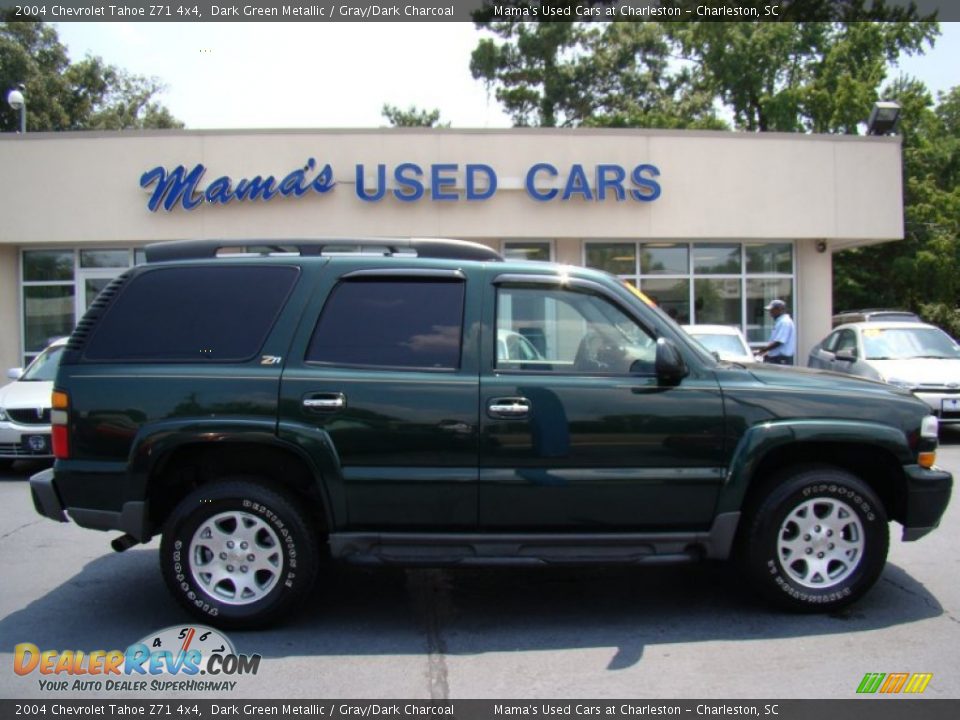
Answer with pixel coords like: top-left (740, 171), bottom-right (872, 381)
top-left (303, 393), bottom-right (346, 411)
top-left (487, 397), bottom-right (531, 419)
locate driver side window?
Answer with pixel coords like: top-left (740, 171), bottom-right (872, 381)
top-left (496, 286), bottom-right (656, 374)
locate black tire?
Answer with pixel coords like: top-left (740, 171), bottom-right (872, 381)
top-left (740, 465), bottom-right (889, 612)
top-left (160, 478), bottom-right (320, 629)
top-left (0, 459), bottom-right (14, 471)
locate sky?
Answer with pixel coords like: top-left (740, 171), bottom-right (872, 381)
top-left (51, 21), bottom-right (960, 131)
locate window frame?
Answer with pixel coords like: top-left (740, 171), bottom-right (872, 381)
top-left (81, 264), bottom-right (301, 364)
top-left (493, 275), bottom-right (659, 378)
top-left (305, 273), bottom-right (468, 373)
top-left (582, 240), bottom-right (796, 345)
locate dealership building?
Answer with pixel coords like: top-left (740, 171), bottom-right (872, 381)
top-left (0, 128), bottom-right (903, 371)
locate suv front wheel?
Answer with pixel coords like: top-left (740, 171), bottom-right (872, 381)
top-left (740, 465), bottom-right (889, 612)
top-left (160, 478), bottom-right (319, 629)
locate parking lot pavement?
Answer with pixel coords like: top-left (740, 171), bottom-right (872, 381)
top-left (1, 433), bottom-right (958, 700)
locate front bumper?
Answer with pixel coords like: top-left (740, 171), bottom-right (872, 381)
top-left (915, 391), bottom-right (960, 425)
top-left (901, 463), bottom-right (953, 540)
top-left (0, 420), bottom-right (53, 460)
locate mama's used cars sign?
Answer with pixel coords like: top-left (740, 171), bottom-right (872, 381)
top-left (139, 159), bottom-right (661, 212)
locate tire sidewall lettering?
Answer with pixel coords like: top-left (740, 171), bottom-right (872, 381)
top-left (165, 488), bottom-right (305, 621)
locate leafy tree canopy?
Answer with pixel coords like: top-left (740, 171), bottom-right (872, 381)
top-left (471, 3), bottom-right (937, 132)
top-left (381, 103), bottom-right (449, 128)
top-left (1, 18), bottom-right (182, 132)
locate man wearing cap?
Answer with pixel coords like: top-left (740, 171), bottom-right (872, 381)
top-left (757, 299), bottom-right (795, 365)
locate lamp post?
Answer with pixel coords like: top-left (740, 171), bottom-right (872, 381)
top-left (867, 101), bottom-right (901, 136)
top-left (7, 84), bottom-right (26, 134)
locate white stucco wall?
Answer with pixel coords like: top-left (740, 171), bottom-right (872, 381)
top-left (0, 128), bottom-right (902, 244)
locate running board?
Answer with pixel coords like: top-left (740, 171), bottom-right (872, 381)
top-left (329, 513), bottom-right (740, 567)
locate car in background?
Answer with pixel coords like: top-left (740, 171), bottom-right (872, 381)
top-left (497, 329), bottom-right (545, 364)
top-left (682, 324), bottom-right (755, 364)
top-left (831, 308), bottom-right (921, 327)
top-left (0, 338), bottom-right (67, 468)
top-left (808, 322), bottom-right (960, 424)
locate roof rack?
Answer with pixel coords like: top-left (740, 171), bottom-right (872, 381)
top-left (144, 238), bottom-right (503, 264)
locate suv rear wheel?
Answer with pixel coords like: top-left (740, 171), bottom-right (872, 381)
top-left (160, 478), bottom-right (319, 629)
top-left (740, 465), bottom-right (889, 612)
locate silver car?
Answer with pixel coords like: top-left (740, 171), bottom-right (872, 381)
top-left (808, 321), bottom-right (960, 424)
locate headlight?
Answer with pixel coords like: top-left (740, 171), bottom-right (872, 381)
top-left (0, 407), bottom-right (7, 422)
top-left (918, 415), bottom-right (939, 469)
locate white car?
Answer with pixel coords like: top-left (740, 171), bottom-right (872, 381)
top-left (808, 321), bottom-right (960, 424)
top-left (0, 338), bottom-right (67, 468)
top-left (497, 329), bottom-right (545, 363)
top-left (682, 324), bottom-right (755, 364)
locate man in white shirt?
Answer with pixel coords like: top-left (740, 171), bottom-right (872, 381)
top-left (757, 299), bottom-right (796, 365)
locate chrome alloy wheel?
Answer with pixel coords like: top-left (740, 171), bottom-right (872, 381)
top-left (776, 498), bottom-right (865, 589)
top-left (188, 511), bottom-right (283, 605)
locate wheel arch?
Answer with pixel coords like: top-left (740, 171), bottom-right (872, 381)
top-left (143, 437), bottom-right (332, 538)
top-left (720, 421), bottom-right (912, 526)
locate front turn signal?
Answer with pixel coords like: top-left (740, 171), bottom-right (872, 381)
top-left (918, 451), bottom-right (936, 469)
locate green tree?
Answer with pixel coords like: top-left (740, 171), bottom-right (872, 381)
top-left (1, 18), bottom-right (182, 132)
top-left (471, 17), bottom-right (723, 129)
top-left (669, 20), bottom-right (937, 133)
top-left (472, 2), bottom-right (936, 132)
top-left (834, 81), bottom-right (960, 335)
top-left (381, 103), bottom-right (449, 128)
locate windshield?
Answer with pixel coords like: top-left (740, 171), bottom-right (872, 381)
top-left (692, 333), bottom-right (750, 357)
top-left (21, 345), bottom-right (64, 382)
top-left (862, 327), bottom-right (960, 361)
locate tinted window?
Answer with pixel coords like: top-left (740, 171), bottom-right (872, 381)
top-left (307, 279), bottom-right (464, 370)
top-left (84, 266), bottom-right (298, 362)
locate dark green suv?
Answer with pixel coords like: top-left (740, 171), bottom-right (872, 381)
top-left (30, 239), bottom-right (952, 628)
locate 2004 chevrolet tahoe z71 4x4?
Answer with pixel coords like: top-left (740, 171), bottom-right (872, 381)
top-left (30, 239), bottom-right (953, 628)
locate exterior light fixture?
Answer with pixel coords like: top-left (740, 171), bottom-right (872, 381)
top-left (6, 84), bottom-right (26, 134)
top-left (867, 101), bottom-right (901, 136)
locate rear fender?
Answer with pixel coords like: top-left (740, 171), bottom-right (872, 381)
top-left (128, 418), bottom-right (340, 529)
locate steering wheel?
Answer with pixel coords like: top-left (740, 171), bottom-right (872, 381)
top-left (574, 330), bottom-right (625, 372)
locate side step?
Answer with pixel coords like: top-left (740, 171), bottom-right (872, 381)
top-left (330, 514), bottom-right (740, 567)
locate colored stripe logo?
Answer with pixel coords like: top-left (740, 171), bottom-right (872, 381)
top-left (857, 672), bottom-right (933, 694)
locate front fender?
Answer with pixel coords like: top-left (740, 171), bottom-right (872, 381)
top-left (716, 419), bottom-right (914, 515)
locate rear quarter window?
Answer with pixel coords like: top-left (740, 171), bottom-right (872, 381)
top-left (83, 265), bottom-right (299, 362)
top-left (306, 279), bottom-right (465, 370)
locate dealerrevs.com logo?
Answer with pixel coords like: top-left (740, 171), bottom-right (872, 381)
top-left (13, 625), bottom-right (259, 693)
top-left (856, 672), bottom-right (933, 694)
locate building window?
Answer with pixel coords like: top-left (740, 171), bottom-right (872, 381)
top-left (584, 241), bottom-right (795, 344)
top-left (502, 241), bottom-right (554, 262)
top-left (20, 247), bottom-right (139, 364)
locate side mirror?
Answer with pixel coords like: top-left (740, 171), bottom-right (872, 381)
top-left (7, 368), bottom-right (23, 380)
top-left (655, 338), bottom-right (689, 384)
top-left (835, 351), bottom-right (857, 363)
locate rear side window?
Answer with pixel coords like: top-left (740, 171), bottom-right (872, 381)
top-left (84, 266), bottom-right (298, 362)
top-left (306, 279), bottom-right (465, 370)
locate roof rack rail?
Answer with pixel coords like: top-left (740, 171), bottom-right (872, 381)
top-left (144, 238), bottom-right (503, 264)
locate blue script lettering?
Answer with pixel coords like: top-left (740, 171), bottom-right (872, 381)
top-left (140, 158), bottom-right (335, 211)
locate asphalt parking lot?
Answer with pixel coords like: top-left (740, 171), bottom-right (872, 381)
top-left (1, 432), bottom-right (958, 701)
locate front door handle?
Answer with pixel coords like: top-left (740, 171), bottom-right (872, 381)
top-left (303, 393), bottom-right (346, 411)
top-left (487, 397), bottom-right (531, 419)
